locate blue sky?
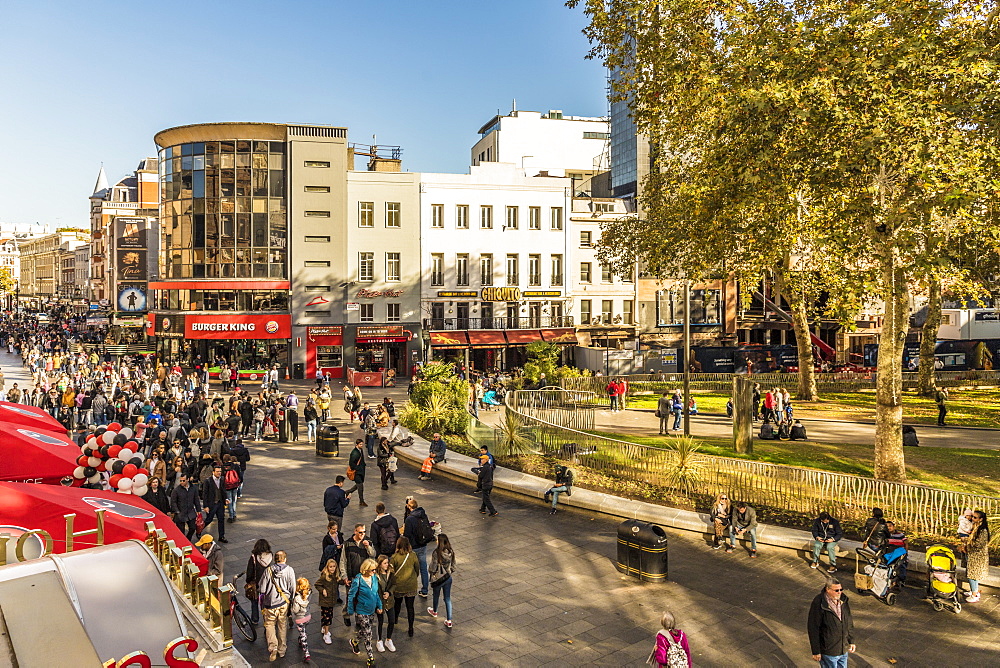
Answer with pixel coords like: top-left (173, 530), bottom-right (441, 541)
top-left (0, 0), bottom-right (605, 228)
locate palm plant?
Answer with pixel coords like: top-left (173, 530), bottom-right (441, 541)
top-left (664, 436), bottom-right (704, 495)
top-left (419, 393), bottom-right (453, 434)
top-left (492, 410), bottom-right (536, 458)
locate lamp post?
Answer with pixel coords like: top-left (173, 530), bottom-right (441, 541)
top-left (683, 279), bottom-right (691, 437)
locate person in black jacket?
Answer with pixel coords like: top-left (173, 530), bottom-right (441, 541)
top-left (807, 579), bottom-right (855, 666)
top-left (810, 512), bottom-right (844, 573)
top-left (169, 474), bottom-right (202, 540)
top-left (862, 507), bottom-right (889, 553)
top-left (200, 465), bottom-right (228, 543)
top-left (473, 454), bottom-right (497, 517)
top-left (344, 439), bottom-right (368, 507)
top-left (142, 475), bottom-right (171, 515)
top-left (402, 497), bottom-right (432, 596)
top-left (324, 475), bottom-right (351, 524)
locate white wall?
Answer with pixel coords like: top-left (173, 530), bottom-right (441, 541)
top-left (471, 111), bottom-right (609, 176)
top-left (939, 309), bottom-right (1000, 339)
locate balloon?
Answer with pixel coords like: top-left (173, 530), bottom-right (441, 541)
top-left (126, 441), bottom-right (139, 450)
top-left (118, 489), bottom-right (132, 495)
top-left (73, 466), bottom-right (86, 480)
top-left (122, 464), bottom-right (138, 478)
top-left (86, 434), bottom-right (97, 443)
top-left (99, 445), bottom-right (110, 457)
top-left (119, 448), bottom-right (134, 461)
top-left (129, 457), bottom-right (142, 467)
top-left (87, 473), bottom-right (102, 484)
top-left (95, 427), bottom-right (106, 436)
top-left (137, 468), bottom-right (149, 477)
top-left (117, 477), bottom-right (133, 491)
top-left (132, 473), bottom-right (149, 487)
top-left (96, 462), bottom-right (107, 472)
top-left (77, 455), bottom-right (89, 466)
top-left (109, 474), bottom-right (123, 488)
top-left (101, 432), bottom-right (115, 445)
top-left (133, 485), bottom-right (148, 497)
top-left (133, 452), bottom-right (145, 463)
top-left (108, 422), bottom-right (121, 431)
top-left (83, 466), bottom-right (97, 478)
top-left (108, 445), bottom-right (122, 458)
top-left (111, 460), bottom-right (125, 475)
top-left (119, 427), bottom-right (133, 439)
top-left (87, 457), bottom-right (102, 468)
top-left (113, 434), bottom-right (127, 446)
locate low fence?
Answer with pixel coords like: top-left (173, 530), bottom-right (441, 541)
top-left (504, 390), bottom-right (1000, 540)
top-left (505, 389), bottom-right (597, 431)
top-left (562, 370), bottom-right (1000, 395)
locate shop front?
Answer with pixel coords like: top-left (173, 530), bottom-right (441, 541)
top-left (150, 312), bottom-right (291, 379)
top-left (350, 325), bottom-right (413, 387)
top-left (305, 325), bottom-right (344, 380)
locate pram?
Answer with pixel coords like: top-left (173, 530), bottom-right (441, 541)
top-left (855, 545), bottom-right (907, 606)
top-left (924, 545), bottom-right (962, 613)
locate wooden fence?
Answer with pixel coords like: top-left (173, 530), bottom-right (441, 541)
top-left (505, 390), bottom-right (1000, 540)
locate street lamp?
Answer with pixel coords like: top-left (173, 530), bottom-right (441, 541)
top-left (683, 279), bottom-right (691, 437)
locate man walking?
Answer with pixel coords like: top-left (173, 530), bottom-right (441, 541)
top-left (657, 391), bottom-right (672, 435)
top-left (934, 386), bottom-right (949, 426)
top-left (473, 454), bottom-right (498, 517)
top-left (260, 549), bottom-right (296, 662)
top-left (339, 523), bottom-right (375, 626)
top-left (285, 391), bottom-right (299, 441)
top-left (200, 465), bottom-right (228, 543)
top-left (807, 578), bottom-right (855, 668)
top-left (402, 497), bottom-right (433, 597)
top-left (345, 439), bottom-right (368, 507)
top-left (324, 475), bottom-right (351, 526)
top-left (170, 474), bottom-right (202, 540)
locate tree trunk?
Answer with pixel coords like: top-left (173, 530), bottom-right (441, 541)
top-left (732, 376), bottom-right (754, 454)
top-left (787, 286), bottom-right (818, 400)
top-left (917, 276), bottom-right (942, 397)
top-left (874, 264), bottom-right (909, 482)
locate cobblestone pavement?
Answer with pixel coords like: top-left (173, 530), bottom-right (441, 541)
top-left (221, 403), bottom-right (1000, 667)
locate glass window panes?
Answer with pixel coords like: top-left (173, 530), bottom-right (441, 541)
top-left (360, 304), bottom-right (375, 322)
top-left (387, 303), bottom-right (401, 322)
top-left (480, 254), bottom-right (493, 286)
top-left (431, 254), bottom-right (444, 286)
top-left (456, 205), bottom-right (469, 229)
top-left (359, 202), bottom-right (374, 227)
top-left (506, 254), bottom-right (518, 286)
top-left (386, 202), bottom-right (401, 228)
top-left (359, 252), bottom-right (375, 282)
top-left (529, 206), bottom-right (541, 230)
top-left (580, 299), bottom-right (592, 324)
top-left (551, 207), bottom-right (564, 230)
top-left (506, 206), bottom-right (518, 229)
top-left (386, 252), bottom-right (401, 281)
top-left (456, 254), bottom-right (469, 286)
top-left (431, 204), bottom-right (444, 228)
top-left (481, 205), bottom-right (493, 229)
top-left (580, 262), bottom-right (592, 283)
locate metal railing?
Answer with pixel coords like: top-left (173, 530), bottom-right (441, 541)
top-left (505, 390), bottom-right (1000, 540)
top-left (505, 389), bottom-right (596, 432)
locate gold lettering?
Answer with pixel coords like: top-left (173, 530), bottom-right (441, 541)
top-left (64, 510), bottom-right (105, 552)
top-left (0, 534), bottom-right (9, 567)
top-left (16, 530), bottom-right (53, 562)
top-left (217, 584), bottom-right (234, 647)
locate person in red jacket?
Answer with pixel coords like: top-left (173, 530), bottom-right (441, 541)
top-left (605, 380), bottom-right (620, 411)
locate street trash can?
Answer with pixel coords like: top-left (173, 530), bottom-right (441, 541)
top-left (317, 425), bottom-right (340, 458)
top-left (293, 363), bottom-right (305, 379)
top-left (616, 519), bottom-right (668, 582)
top-left (278, 417), bottom-right (289, 443)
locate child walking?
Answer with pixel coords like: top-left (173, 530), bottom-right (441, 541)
top-left (648, 610), bottom-right (691, 667)
top-left (314, 558), bottom-right (342, 645)
top-left (292, 577), bottom-right (313, 662)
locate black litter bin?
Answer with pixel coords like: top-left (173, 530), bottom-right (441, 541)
top-left (316, 425), bottom-right (340, 458)
top-left (293, 363), bottom-right (305, 380)
top-left (616, 519), bottom-right (668, 582)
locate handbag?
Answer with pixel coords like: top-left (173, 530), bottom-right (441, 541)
top-left (195, 511), bottom-right (205, 534)
top-left (346, 467), bottom-right (356, 481)
top-left (654, 410), bottom-right (661, 418)
top-left (854, 570), bottom-right (873, 591)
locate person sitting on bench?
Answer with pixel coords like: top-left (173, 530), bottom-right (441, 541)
top-left (542, 465), bottom-right (574, 515)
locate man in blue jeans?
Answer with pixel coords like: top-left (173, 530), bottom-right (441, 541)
top-left (403, 496), bottom-right (431, 595)
top-left (807, 578), bottom-right (856, 668)
top-left (727, 500), bottom-right (757, 557)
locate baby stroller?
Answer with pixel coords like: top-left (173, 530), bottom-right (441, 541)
top-left (924, 545), bottom-right (962, 613)
top-left (855, 545), bottom-right (907, 606)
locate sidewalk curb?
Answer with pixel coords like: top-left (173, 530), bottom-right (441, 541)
top-left (395, 433), bottom-right (999, 590)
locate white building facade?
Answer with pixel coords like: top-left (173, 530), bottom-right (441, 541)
top-left (419, 162), bottom-right (576, 369)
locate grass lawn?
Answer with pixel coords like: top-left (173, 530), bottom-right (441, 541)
top-left (627, 388), bottom-right (1000, 428)
top-left (590, 429), bottom-right (1000, 497)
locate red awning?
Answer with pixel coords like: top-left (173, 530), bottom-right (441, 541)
top-left (504, 330), bottom-right (543, 345)
top-left (0, 482), bottom-right (207, 574)
top-left (429, 331), bottom-right (469, 348)
top-left (0, 402), bottom-right (70, 435)
top-left (540, 328), bottom-right (578, 344)
top-left (467, 331), bottom-right (507, 348)
top-left (0, 426), bottom-right (83, 486)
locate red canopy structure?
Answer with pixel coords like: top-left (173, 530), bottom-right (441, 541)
top-left (0, 401), bottom-right (68, 435)
top-left (0, 482), bottom-right (208, 574)
top-left (0, 426), bottom-right (81, 485)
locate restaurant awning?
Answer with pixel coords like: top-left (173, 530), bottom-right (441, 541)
top-left (540, 328), bottom-right (577, 344)
top-left (429, 331), bottom-right (469, 348)
top-left (504, 330), bottom-right (543, 345)
top-left (467, 331), bottom-right (507, 348)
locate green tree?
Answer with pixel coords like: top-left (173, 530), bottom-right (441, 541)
top-left (0, 268), bottom-right (15, 297)
top-left (570, 0), bottom-right (1000, 481)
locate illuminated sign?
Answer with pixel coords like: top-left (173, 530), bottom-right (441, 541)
top-left (480, 287), bottom-right (521, 302)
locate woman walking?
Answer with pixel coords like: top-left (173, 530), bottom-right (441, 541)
top-left (387, 536), bottom-right (419, 644)
top-left (648, 609), bottom-right (691, 667)
top-left (964, 510), bottom-right (991, 603)
top-left (374, 555), bottom-right (393, 652)
top-left (427, 533), bottom-right (456, 628)
top-left (291, 577), bottom-right (313, 662)
top-left (377, 438), bottom-right (393, 490)
top-left (314, 558), bottom-right (343, 645)
top-left (347, 558), bottom-right (382, 667)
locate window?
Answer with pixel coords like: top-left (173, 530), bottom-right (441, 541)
top-left (305, 285), bottom-right (329, 292)
top-left (601, 264), bottom-right (613, 283)
top-left (431, 302), bottom-right (444, 322)
top-left (387, 303), bottom-right (401, 322)
top-left (583, 131), bottom-right (611, 139)
top-left (431, 254), bottom-right (444, 286)
top-left (386, 252), bottom-right (401, 281)
top-left (480, 253), bottom-right (493, 286)
top-left (360, 304), bottom-right (374, 322)
top-left (506, 206), bottom-right (518, 229)
top-left (359, 202), bottom-right (374, 228)
top-left (592, 202), bottom-right (615, 213)
top-left (941, 314), bottom-right (953, 325)
top-left (551, 254), bottom-right (563, 286)
top-left (528, 207), bottom-right (541, 230)
top-left (359, 252), bottom-right (375, 282)
top-left (304, 235), bottom-right (330, 242)
top-left (386, 202), bottom-right (401, 228)
top-left (304, 160), bottom-right (330, 168)
top-left (656, 288), bottom-right (723, 326)
top-left (580, 230), bottom-right (593, 247)
top-left (456, 205), bottom-right (469, 229)
top-left (506, 254), bottom-right (519, 286)
top-left (580, 262), bottom-right (592, 283)
top-left (305, 185), bottom-right (330, 193)
top-left (602, 300), bottom-right (613, 324)
top-left (431, 204), bottom-right (444, 228)
top-left (551, 207), bottom-right (564, 230)
top-left (580, 299), bottom-right (592, 325)
top-left (621, 267), bottom-right (634, 283)
top-left (456, 254), bottom-right (469, 286)
top-left (304, 260), bottom-right (330, 267)
top-left (623, 300), bottom-right (634, 325)
top-left (305, 210), bottom-right (331, 217)
top-left (481, 205), bottom-right (493, 229)
top-left (528, 254), bottom-right (541, 286)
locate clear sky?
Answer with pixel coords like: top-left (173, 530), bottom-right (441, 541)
top-left (0, 0), bottom-right (605, 228)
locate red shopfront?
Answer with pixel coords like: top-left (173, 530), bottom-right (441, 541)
top-left (306, 326), bottom-right (344, 380)
top-left (151, 313), bottom-right (292, 378)
top-left (350, 325), bottom-right (411, 387)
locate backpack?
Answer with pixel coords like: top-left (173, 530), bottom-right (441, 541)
top-left (223, 467), bottom-right (241, 491)
top-left (415, 514), bottom-right (435, 546)
top-left (377, 522), bottom-right (400, 556)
